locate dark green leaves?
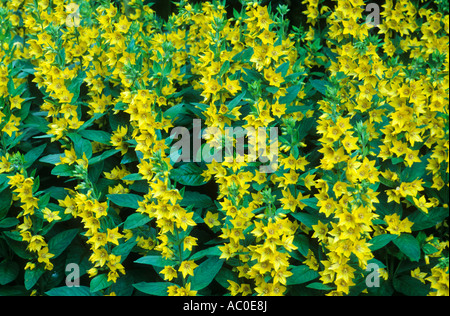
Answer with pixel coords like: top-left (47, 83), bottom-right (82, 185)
top-left (90, 274), bottom-right (112, 293)
top-left (170, 163), bottom-right (206, 186)
top-left (286, 265), bottom-right (319, 285)
top-left (369, 234), bottom-right (398, 251)
top-left (23, 143), bottom-right (47, 168)
top-left (0, 260), bottom-right (20, 285)
top-left (51, 164), bottom-right (74, 177)
top-left (227, 91), bottom-right (246, 110)
top-left (78, 130), bottom-right (111, 145)
top-left (107, 194), bottom-right (144, 209)
top-left (134, 255), bottom-right (175, 268)
top-left (25, 266), bottom-right (45, 290)
top-left (68, 133), bottom-right (93, 160)
top-left (133, 282), bottom-right (176, 296)
top-left (393, 275), bottom-right (430, 296)
top-left (48, 228), bottom-right (79, 259)
top-left (278, 84), bottom-right (301, 105)
top-left (123, 213), bottom-right (150, 230)
top-left (189, 257), bottom-right (224, 291)
top-left (180, 191), bottom-right (214, 209)
top-left (45, 286), bottom-right (95, 296)
top-left (310, 79), bottom-right (329, 95)
top-left (0, 189), bottom-right (12, 220)
top-left (409, 207), bottom-right (449, 231)
top-left (393, 234), bottom-right (421, 262)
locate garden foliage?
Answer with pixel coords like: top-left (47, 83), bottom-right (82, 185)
top-left (0, 0), bottom-right (448, 296)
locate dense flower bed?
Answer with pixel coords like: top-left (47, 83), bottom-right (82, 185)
top-left (0, 0), bottom-right (448, 296)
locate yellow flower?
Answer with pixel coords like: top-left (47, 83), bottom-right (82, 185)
top-left (302, 173), bottom-right (316, 190)
top-left (204, 211), bottom-right (220, 228)
top-left (90, 248), bottom-right (109, 267)
top-left (312, 221), bottom-right (329, 242)
top-left (224, 77), bottom-right (241, 95)
top-left (411, 267), bottom-right (428, 284)
top-left (271, 100), bottom-right (286, 118)
top-left (37, 247), bottom-right (54, 270)
top-left (65, 3), bottom-right (79, 14)
top-left (384, 214), bottom-right (414, 235)
top-left (179, 260), bottom-right (198, 279)
top-left (160, 266), bottom-right (178, 281)
top-left (42, 208), bottom-right (61, 223)
top-left (2, 120), bottom-right (19, 137)
top-left (175, 210), bottom-right (196, 231)
top-left (263, 67), bottom-right (284, 88)
top-left (183, 236), bottom-right (198, 251)
top-left (106, 227), bottom-right (124, 246)
top-left (88, 232), bottom-right (108, 249)
top-left (10, 95), bottom-right (24, 110)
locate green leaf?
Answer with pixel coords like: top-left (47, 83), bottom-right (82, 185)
top-left (78, 130), bottom-right (111, 145)
top-left (112, 235), bottom-right (137, 260)
top-left (123, 213), bottom-right (150, 230)
top-left (369, 234), bottom-right (398, 251)
top-left (276, 61), bottom-right (290, 77)
top-left (0, 217), bottom-right (19, 228)
top-left (0, 285), bottom-right (28, 296)
top-left (23, 143), bottom-right (47, 168)
top-left (278, 84), bottom-right (301, 105)
top-left (299, 197), bottom-right (319, 210)
top-left (45, 286), bottom-right (94, 296)
top-left (310, 79), bottom-right (329, 95)
top-left (227, 91), bottom-right (246, 110)
top-left (401, 153), bottom-right (430, 182)
top-left (393, 234), bottom-right (421, 262)
top-left (164, 103), bottom-right (188, 120)
top-left (189, 256), bottom-right (224, 291)
top-left (51, 164), bottom-right (74, 177)
top-left (121, 173), bottom-right (143, 181)
top-left (298, 117), bottom-right (315, 141)
top-left (39, 154), bottom-right (63, 165)
top-left (180, 191), bottom-right (214, 209)
top-left (0, 189), bottom-right (12, 220)
top-left (67, 71), bottom-right (86, 102)
top-left (189, 246), bottom-right (222, 261)
top-left (108, 194), bottom-right (143, 209)
top-left (291, 212), bottom-right (319, 228)
top-left (306, 282), bottom-right (335, 291)
top-left (0, 260), bottom-right (20, 285)
top-left (68, 133), bottom-right (93, 160)
top-left (233, 47), bottom-right (253, 62)
top-left (133, 282), bottom-right (175, 296)
top-left (408, 207), bottom-right (449, 231)
top-left (134, 255), bottom-right (175, 268)
top-left (170, 163), bottom-right (206, 187)
top-left (90, 274), bottom-right (112, 293)
top-left (3, 233), bottom-right (32, 260)
top-left (219, 60), bottom-right (230, 78)
top-left (242, 67), bottom-right (262, 82)
top-left (89, 149), bottom-right (120, 165)
top-left (393, 275), bottom-right (430, 296)
top-left (286, 265), bottom-right (319, 285)
top-left (24, 266), bottom-right (45, 290)
top-left (48, 228), bottom-right (79, 259)
top-left (293, 234), bottom-right (309, 257)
